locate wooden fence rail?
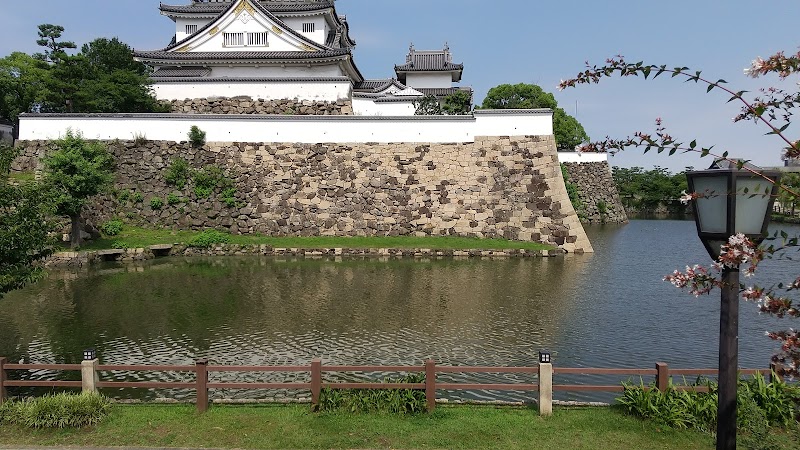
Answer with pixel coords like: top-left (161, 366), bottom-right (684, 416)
top-left (0, 356), bottom-right (786, 416)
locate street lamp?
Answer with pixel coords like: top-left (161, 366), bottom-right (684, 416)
top-left (686, 160), bottom-right (780, 450)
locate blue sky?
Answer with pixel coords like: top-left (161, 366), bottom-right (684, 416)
top-left (1, 0), bottom-right (798, 171)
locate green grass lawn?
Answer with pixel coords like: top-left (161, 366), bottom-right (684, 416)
top-left (0, 404), bottom-right (717, 450)
top-left (70, 227), bottom-right (555, 252)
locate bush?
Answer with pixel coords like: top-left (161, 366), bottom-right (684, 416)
top-left (192, 165), bottom-right (226, 199)
top-left (187, 229), bottom-right (230, 248)
top-left (131, 192), bottom-right (144, 203)
top-left (188, 125), bottom-right (206, 147)
top-left (167, 193), bottom-right (182, 205)
top-left (116, 190), bottom-right (130, 203)
top-left (100, 219), bottom-right (123, 236)
top-left (618, 374), bottom-right (800, 434)
top-left (150, 197), bottom-right (163, 210)
top-left (165, 158), bottom-right (191, 189)
top-left (0, 393), bottom-right (111, 428)
top-left (318, 374), bottom-right (427, 414)
top-left (221, 187), bottom-right (237, 208)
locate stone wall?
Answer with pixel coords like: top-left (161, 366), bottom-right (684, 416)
top-left (169, 97), bottom-right (353, 115)
top-left (15, 136), bottom-right (593, 253)
top-left (562, 162), bottom-right (627, 224)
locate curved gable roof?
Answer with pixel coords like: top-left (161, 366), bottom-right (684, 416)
top-left (158, 0), bottom-right (327, 53)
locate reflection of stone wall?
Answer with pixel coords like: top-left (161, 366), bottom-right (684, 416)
top-left (15, 136), bottom-right (593, 253)
top-left (169, 97), bottom-right (353, 115)
top-left (562, 162), bottom-right (627, 224)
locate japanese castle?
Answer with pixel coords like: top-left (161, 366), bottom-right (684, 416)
top-left (136, 0), bottom-right (472, 115)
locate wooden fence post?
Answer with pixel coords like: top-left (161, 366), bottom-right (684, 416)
top-left (311, 358), bottom-right (322, 409)
top-left (769, 362), bottom-right (783, 384)
top-left (425, 359), bottom-right (436, 413)
top-left (81, 358), bottom-right (100, 394)
top-left (538, 360), bottom-right (553, 416)
top-left (196, 359), bottom-right (209, 413)
top-left (0, 357), bottom-right (6, 405)
top-left (655, 362), bottom-right (669, 392)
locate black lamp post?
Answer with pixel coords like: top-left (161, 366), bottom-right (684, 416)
top-left (686, 160), bottom-right (780, 450)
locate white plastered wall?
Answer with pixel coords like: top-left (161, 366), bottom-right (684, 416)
top-left (404, 73), bottom-right (453, 89)
top-left (19, 111), bottom-right (554, 143)
top-left (557, 152), bottom-right (609, 163)
top-left (352, 98), bottom-right (416, 116)
top-left (152, 81), bottom-right (351, 101)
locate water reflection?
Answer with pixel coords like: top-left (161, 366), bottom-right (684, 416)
top-left (1, 220), bottom-right (797, 402)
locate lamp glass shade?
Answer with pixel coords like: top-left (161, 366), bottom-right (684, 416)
top-left (692, 175), bottom-right (728, 234)
top-left (734, 177), bottom-right (775, 235)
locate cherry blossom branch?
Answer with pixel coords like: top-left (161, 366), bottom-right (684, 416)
top-left (558, 55), bottom-right (800, 160)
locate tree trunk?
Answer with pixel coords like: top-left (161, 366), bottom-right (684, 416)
top-left (69, 214), bottom-right (83, 249)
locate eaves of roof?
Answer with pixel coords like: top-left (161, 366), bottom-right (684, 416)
top-left (135, 49), bottom-right (351, 61)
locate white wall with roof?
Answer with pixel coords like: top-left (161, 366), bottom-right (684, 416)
top-left (19, 110), bottom-right (554, 144)
top-left (404, 73), bottom-right (453, 89)
top-left (352, 97), bottom-right (416, 116)
top-left (152, 79), bottom-right (352, 101)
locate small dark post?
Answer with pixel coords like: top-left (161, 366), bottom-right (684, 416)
top-left (0, 357), bottom-right (7, 405)
top-left (195, 359), bottom-right (209, 413)
top-left (425, 359), bottom-right (436, 413)
top-left (311, 358), bottom-right (322, 408)
top-left (769, 362), bottom-right (783, 384)
top-left (655, 362), bottom-right (669, 392)
top-left (717, 266), bottom-right (739, 450)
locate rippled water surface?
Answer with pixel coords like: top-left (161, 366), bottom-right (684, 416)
top-left (2, 220), bottom-right (798, 402)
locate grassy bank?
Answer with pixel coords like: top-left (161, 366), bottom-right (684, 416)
top-left (0, 404), bottom-right (717, 449)
top-left (69, 227), bottom-right (555, 252)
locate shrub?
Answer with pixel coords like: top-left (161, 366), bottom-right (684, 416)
top-left (165, 158), bottom-right (191, 189)
top-left (188, 125), bottom-right (206, 147)
top-left (187, 229), bottom-right (230, 248)
top-left (167, 193), bottom-right (182, 205)
top-left (132, 131), bottom-right (147, 146)
top-left (192, 165), bottom-right (225, 198)
top-left (100, 219), bottom-right (123, 236)
top-left (221, 187), bottom-right (237, 208)
top-left (116, 190), bottom-right (130, 203)
top-left (111, 240), bottom-right (130, 249)
top-left (150, 197), bottom-right (163, 210)
top-left (318, 374), bottom-right (427, 414)
top-left (131, 192), bottom-right (144, 203)
top-left (0, 393), bottom-right (111, 428)
top-left (618, 374), bottom-right (800, 434)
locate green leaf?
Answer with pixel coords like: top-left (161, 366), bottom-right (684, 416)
top-left (690, 140), bottom-right (697, 149)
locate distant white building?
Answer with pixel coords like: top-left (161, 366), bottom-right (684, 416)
top-left (137, 0), bottom-right (472, 115)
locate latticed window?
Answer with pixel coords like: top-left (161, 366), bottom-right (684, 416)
top-left (185, 24), bottom-right (198, 35)
top-left (223, 32), bottom-right (245, 47)
top-left (302, 23), bottom-right (315, 33)
top-left (248, 32), bottom-right (268, 47)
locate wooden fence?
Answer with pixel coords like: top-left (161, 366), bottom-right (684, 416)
top-left (0, 357), bottom-right (784, 415)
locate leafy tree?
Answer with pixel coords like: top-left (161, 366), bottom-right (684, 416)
top-left (480, 83), bottom-right (589, 150)
top-left (777, 172), bottom-right (800, 216)
top-left (0, 52), bottom-right (52, 135)
top-left (43, 131), bottom-right (114, 249)
top-left (0, 145), bottom-right (54, 299)
top-left (441, 90), bottom-right (473, 115)
top-left (413, 95), bottom-right (442, 115)
top-left (34, 24), bottom-right (76, 63)
top-left (612, 166), bottom-right (689, 214)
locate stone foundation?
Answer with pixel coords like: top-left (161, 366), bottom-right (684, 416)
top-left (562, 162), bottom-right (627, 224)
top-left (16, 136), bottom-right (593, 253)
top-left (168, 97), bottom-right (353, 115)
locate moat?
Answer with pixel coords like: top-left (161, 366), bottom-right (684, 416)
top-left (2, 220), bottom-right (797, 403)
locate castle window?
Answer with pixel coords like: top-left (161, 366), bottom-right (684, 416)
top-left (248, 32), bottom-right (268, 47)
top-left (223, 32), bottom-right (245, 47)
top-left (302, 23), bottom-right (315, 33)
top-left (185, 24), bottom-right (198, 35)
